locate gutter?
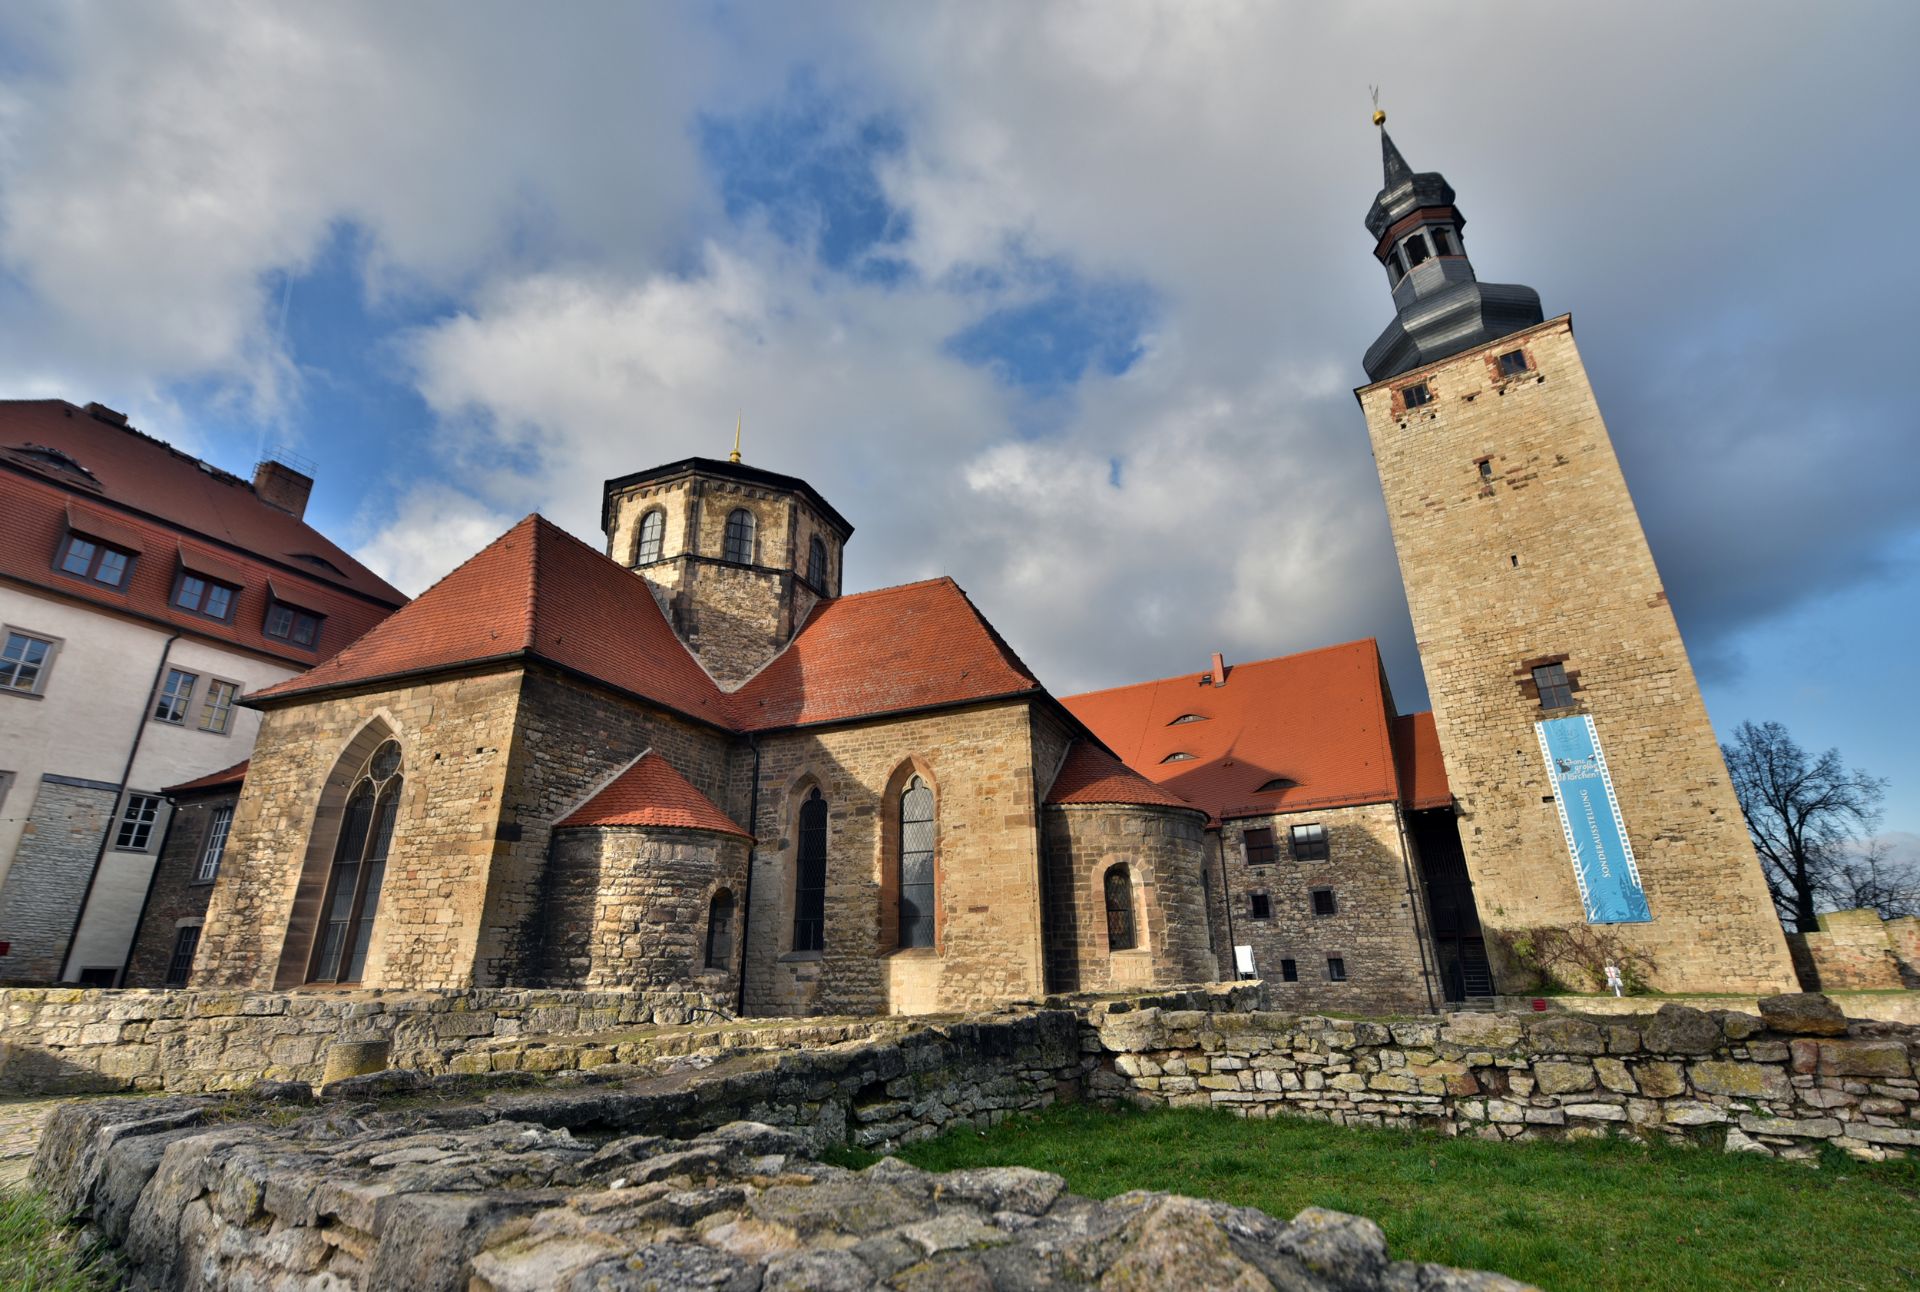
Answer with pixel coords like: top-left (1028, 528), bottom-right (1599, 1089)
top-left (59, 632), bottom-right (178, 984)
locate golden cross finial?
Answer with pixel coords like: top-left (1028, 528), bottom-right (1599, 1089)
top-left (1370, 86), bottom-right (1385, 128)
top-left (729, 413), bottom-right (742, 464)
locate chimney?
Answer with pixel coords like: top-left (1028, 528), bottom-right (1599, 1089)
top-left (253, 459), bottom-right (314, 521)
top-left (84, 401), bottom-right (129, 427)
top-left (1210, 652), bottom-right (1228, 687)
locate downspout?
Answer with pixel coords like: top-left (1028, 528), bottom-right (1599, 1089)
top-left (734, 734), bottom-right (761, 1016)
top-left (60, 632), bottom-right (178, 984)
top-left (1392, 805), bottom-right (1441, 1014)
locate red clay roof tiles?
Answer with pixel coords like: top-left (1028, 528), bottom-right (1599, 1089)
top-left (556, 751), bottom-right (750, 836)
top-left (163, 760), bottom-right (250, 796)
top-left (1392, 711), bottom-right (1452, 810)
top-left (1046, 740), bottom-right (1202, 811)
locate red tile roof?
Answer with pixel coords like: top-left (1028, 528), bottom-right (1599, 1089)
top-left (1046, 740), bottom-right (1202, 812)
top-left (163, 760), bottom-right (249, 796)
top-left (1, 469), bottom-right (397, 668)
top-left (1062, 640), bottom-right (1414, 824)
top-left (252, 515), bottom-right (733, 722)
top-left (1392, 711), bottom-right (1452, 810)
top-left (731, 577), bottom-right (1042, 730)
top-left (556, 751), bottom-right (749, 837)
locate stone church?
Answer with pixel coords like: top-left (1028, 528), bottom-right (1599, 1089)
top-left (186, 123), bottom-right (1798, 1012)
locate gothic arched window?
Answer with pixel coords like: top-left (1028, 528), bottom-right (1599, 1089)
top-left (636, 508), bottom-right (665, 564)
top-left (793, 788), bottom-right (827, 953)
top-left (723, 508), bottom-right (755, 564)
top-left (1104, 864), bottom-right (1137, 952)
top-left (807, 535), bottom-right (828, 588)
top-left (898, 776), bottom-right (935, 948)
top-left (705, 888), bottom-right (734, 970)
top-left (308, 739), bottom-right (402, 983)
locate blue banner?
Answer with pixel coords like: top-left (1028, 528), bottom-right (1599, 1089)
top-left (1536, 715), bottom-right (1651, 924)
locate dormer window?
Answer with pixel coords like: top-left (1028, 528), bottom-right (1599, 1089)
top-left (1255, 777), bottom-right (1296, 793)
top-left (265, 598), bottom-right (323, 649)
top-left (1159, 752), bottom-right (1196, 764)
top-left (57, 533), bottom-right (133, 588)
top-left (173, 573), bottom-right (237, 623)
top-left (1168, 713), bottom-right (1208, 726)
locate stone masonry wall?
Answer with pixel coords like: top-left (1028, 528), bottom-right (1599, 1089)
top-left (743, 700), bottom-right (1049, 1016)
top-left (1787, 908), bottom-right (1918, 991)
top-left (1042, 802), bottom-right (1215, 993)
top-left (1358, 316), bottom-right (1796, 994)
top-left (0, 777), bottom-right (119, 985)
top-left (123, 792), bottom-right (237, 988)
top-left (541, 826), bottom-right (748, 992)
top-left (1212, 803), bottom-right (1436, 1013)
top-left (0, 985), bottom-right (732, 1093)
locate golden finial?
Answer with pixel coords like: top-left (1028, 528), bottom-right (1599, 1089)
top-left (729, 413), bottom-right (742, 464)
top-left (1370, 86), bottom-right (1385, 128)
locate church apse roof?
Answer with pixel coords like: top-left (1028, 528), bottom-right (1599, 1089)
top-left (1045, 741), bottom-right (1202, 812)
top-left (555, 751), bottom-right (750, 837)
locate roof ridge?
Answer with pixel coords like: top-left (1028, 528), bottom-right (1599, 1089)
top-left (1061, 637), bottom-right (1383, 702)
top-left (818, 574), bottom-right (959, 603)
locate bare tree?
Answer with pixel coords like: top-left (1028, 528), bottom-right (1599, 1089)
top-left (1722, 720), bottom-right (1890, 932)
top-left (1829, 836), bottom-right (1920, 921)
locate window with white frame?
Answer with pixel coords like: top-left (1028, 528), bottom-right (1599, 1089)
top-left (154, 668), bottom-right (198, 724)
top-left (1, 630), bottom-right (56, 695)
top-left (114, 793), bottom-right (163, 851)
top-left (198, 679), bottom-right (238, 734)
top-left (165, 924), bottom-right (201, 987)
top-left (196, 805), bottom-right (233, 882)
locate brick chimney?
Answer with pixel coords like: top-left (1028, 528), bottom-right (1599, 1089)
top-left (253, 459), bottom-right (313, 520)
top-left (1210, 652), bottom-right (1228, 687)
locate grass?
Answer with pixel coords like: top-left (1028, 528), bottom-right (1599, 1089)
top-left (839, 1103), bottom-right (1920, 1292)
top-left (0, 1190), bottom-right (119, 1291)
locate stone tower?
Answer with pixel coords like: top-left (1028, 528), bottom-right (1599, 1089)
top-left (602, 456), bottom-right (853, 685)
top-left (1353, 122), bottom-right (1795, 994)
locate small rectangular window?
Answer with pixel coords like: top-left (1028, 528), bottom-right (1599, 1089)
top-left (165, 925), bottom-right (201, 987)
top-left (1243, 827), bottom-right (1275, 867)
top-left (174, 574), bottom-right (237, 623)
top-left (198, 679), bottom-right (238, 734)
top-left (154, 669), bottom-right (198, 724)
top-left (1498, 349), bottom-right (1531, 378)
top-left (114, 793), bottom-right (162, 851)
top-left (196, 806), bottom-right (233, 882)
top-left (1402, 381), bottom-right (1432, 409)
top-left (1478, 460), bottom-right (1493, 479)
top-left (1311, 888), bottom-right (1337, 917)
top-left (1533, 663), bottom-right (1575, 710)
top-left (1280, 958), bottom-right (1298, 982)
top-left (58, 534), bottom-right (133, 588)
top-left (1249, 893), bottom-right (1271, 920)
top-left (1291, 823), bottom-right (1329, 862)
top-left (1, 630), bottom-right (55, 695)
top-left (265, 601), bottom-right (323, 648)
top-left (1327, 956), bottom-right (1348, 983)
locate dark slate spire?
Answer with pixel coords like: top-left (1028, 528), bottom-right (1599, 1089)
top-left (1361, 115), bottom-right (1543, 383)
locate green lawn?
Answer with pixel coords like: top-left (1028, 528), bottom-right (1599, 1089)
top-left (850, 1104), bottom-right (1920, 1292)
top-left (0, 1190), bottom-right (119, 1292)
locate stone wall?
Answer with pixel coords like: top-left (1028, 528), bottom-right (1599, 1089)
top-left (123, 790), bottom-right (237, 987)
top-left (0, 985), bottom-right (732, 1093)
top-left (1358, 316), bottom-right (1797, 995)
top-left (1787, 908), bottom-right (1920, 991)
top-left (1042, 802), bottom-right (1215, 993)
top-left (541, 825), bottom-right (748, 992)
top-left (0, 776), bottom-right (119, 985)
top-left (1211, 803), bottom-right (1436, 1013)
top-left (1089, 990), bottom-right (1919, 1161)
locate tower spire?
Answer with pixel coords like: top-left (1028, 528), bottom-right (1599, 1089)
top-left (729, 413), bottom-right (742, 464)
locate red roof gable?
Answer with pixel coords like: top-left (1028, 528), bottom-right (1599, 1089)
top-left (163, 760), bottom-right (249, 796)
top-left (252, 515), bottom-right (733, 723)
top-left (556, 751), bottom-right (749, 837)
top-left (730, 577), bottom-right (1043, 731)
top-left (1062, 640), bottom-right (1405, 823)
top-left (1392, 711), bottom-right (1452, 810)
top-left (1046, 741), bottom-right (1201, 812)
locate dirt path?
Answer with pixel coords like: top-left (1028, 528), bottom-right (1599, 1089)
top-left (0, 1096), bottom-right (67, 1190)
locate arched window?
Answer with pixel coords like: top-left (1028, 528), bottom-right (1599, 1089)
top-left (308, 739), bottom-right (402, 983)
top-left (635, 508), bottom-right (665, 564)
top-left (705, 888), bottom-right (734, 969)
top-left (807, 535), bottom-right (828, 588)
top-left (793, 788), bottom-right (827, 952)
top-left (723, 508), bottom-right (755, 564)
top-left (1105, 864), bottom-right (1137, 951)
top-left (898, 776), bottom-right (935, 948)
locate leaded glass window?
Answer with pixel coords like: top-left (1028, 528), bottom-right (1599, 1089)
top-left (898, 776), bottom-right (935, 949)
top-left (807, 535), bottom-right (828, 588)
top-left (793, 789), bottom-right (827, 952)
top-left (636, 509), bottom-right (665, 564)
top-left (308, 740), bottom-right (402, 984)
top-left (1104, 865), bottom-right (1136, 951)
top-left (723, 508), bottom-right (755, 564)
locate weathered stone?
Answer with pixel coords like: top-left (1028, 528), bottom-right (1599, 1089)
top-left (1527, 1016), bottom-right (1606, 1056)
top-left (1532, 1061), bottom-right (1596, 1095)
top-left (1644, 1006), bottom-right (1722, 1055)
top-left (1758, 993), bottom-right (1849, 1037)
top-left (1814, 1041), bottom-right (1911, 1079)
top-left (1593, 1058), bottom-right (1636, 1094)
top-left (1688, 1061), bottom-right (1792, 1101)
top-left (1738, 1115), bottom-right (1841, 1139)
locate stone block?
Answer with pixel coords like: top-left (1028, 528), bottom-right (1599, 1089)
top-left (1738, 1115), bottom-right (1841, 1139)
top-left (1527, 1016), bottom-right (1606, 1055)
top-left (1689, 1061), bottom-right (1791, 1101)
top-left (1593, 1058), bottom-right (1636, 1094)
top-left (1644, 1006), bottom-right (1722, 1055)
top-left (1758, 993), bottom-right (1849, 1037)
top-left (1815, 1041), bottom-right (1911, 1079)
top-left (1562, 1103), bottom-right (1627, 1121)
top-left (1532, 1061), bottom-right (1596, 1095)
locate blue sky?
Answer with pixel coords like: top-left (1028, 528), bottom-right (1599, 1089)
top-left (0, 2), bottom-right (1915, 842)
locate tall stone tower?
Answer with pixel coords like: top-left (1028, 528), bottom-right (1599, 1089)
top-left (601, 455), bottom-right (852, 685)
top-left (1353, 119), bottom-right (1795, 994)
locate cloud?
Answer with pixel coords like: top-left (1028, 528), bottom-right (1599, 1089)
top-left (352, 485), bottom-right (517, 598)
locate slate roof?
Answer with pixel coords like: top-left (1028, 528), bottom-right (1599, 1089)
top-left (1045, 741), bottom-right (1201, 812)
top-left (0, 400), bottom-right (403, 664)
top-left (162, 760), bottom-right (250, 797)
top-left (555, 751), bottom-right (750, 837)
top-left (1062, 639), bottom-right (1443, 824)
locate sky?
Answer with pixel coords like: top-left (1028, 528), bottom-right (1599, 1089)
top-left (1, 2), bottom-right (1915, 841)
